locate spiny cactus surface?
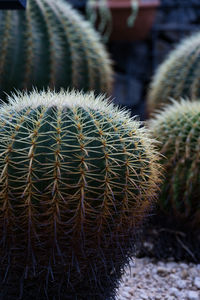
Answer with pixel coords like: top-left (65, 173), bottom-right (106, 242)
top-left (147, 32), bottom-right (200, 115)
top-left (0, 0), bottom-right (112, 100)
top-left (149, 99), bottom-right (200, 227)
top-left (0, 90), bottom-right (160, 299)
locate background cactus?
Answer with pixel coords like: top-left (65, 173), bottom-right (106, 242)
top-left (147, 31), bottom-right (200, 115)
top-left (0, 90), bottom-right (160, 299)
top-left (149, 99), bottom-right (200, 227)
top-left (0, 0), bottom-right (112, 101)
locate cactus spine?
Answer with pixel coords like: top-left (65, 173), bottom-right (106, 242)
top-left (147, 32), bottom-right (200, 114)
top-left (149, 99), bottom-right (200, 226)
top-left (0, 90), bottom-right (160, 299)
top-left (0, 0), bottom-right (112, 100)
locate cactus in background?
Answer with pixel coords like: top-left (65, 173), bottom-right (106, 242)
top-left (147, 32), bottom-right (200, 115)
top-left (0, 0), bottom-right (112, 101)
top-left (0, 90), bottom-right (160, 299)
top-left (149, 99), bottom-right (200, 227)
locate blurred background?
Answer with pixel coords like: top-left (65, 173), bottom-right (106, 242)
top-left (67, 0), bottom-right (200, 120)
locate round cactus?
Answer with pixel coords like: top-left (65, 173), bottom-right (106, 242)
top-left (147, 32), bottom-right (200, 115)
top-left (149, 99), bottom-right (200, 227)
top-left (0, 90), bottom-right (160, 299)
top-left (0, 0), bottom-right (112, 101)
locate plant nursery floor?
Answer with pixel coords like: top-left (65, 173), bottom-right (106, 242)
top-left (116, 257), bottom-right (200, 300)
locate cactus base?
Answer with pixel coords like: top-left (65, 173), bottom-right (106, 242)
top-left (0, 234), bottom-right (136, 300)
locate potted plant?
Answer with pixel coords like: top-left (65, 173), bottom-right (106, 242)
top-left (109, 0), bottom-right (160, 41)
top-left (86, 0), bottom-right (160, 41)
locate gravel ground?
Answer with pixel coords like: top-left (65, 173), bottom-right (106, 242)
top-left (116, 257), bottom-right (200, 300)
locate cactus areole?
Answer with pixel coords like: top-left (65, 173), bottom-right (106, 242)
top-left (0, 90), bottom-right (160, 299)
top-left (0, 0), bottom-right (112, 100)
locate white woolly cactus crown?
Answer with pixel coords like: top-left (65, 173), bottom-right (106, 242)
top-left (5, 89), bottom-right (119, 114)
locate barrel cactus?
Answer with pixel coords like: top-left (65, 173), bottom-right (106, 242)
top-left (0, 0), bottom-right (112, 101)
top-left (147, 31), bottom-right (200, 115)
top-left (0, 90), bottom-right (160, 299)
top-left (149, 99), bottom-right (200, 227)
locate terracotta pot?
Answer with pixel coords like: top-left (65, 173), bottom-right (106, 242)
top-left (106, 0), bottom-right (160, 41)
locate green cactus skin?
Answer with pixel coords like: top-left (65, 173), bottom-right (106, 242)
top-left (0, 0), bottom-right (112, 101)
top-left (147, 32), bottom-right (200, 115)
top-left (149, 99), bottom-right (200, 227)
top-left (0, 90), bottom-right (160, 299)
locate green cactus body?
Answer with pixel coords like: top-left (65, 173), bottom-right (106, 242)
top-left (0, 0), bottom-right (112, 100)
top-left (147, 32), bottom-right (200, 115)
top-left (0, 90), bottom-right (160, 299)
top-left (149, 100), bottom-right (200, 227)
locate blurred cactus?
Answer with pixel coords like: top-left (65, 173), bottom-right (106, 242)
top-left (147, 32), bottom-right (200, 115)
top-left (149, 99), bottom-right (200, 227)
top-left (0, 0), bottom-right (112, 100)
top-left (0, 90), bottom-right (160, 299)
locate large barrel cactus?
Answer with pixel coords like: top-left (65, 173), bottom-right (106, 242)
top-left (147, 32), bottom-right (200, 115)
top-left (0, 90), bottom-right (160, 299)
top-left (149, 99), bottom-right (200, 227)
top-left (0, 0), bottom-right (112, 100)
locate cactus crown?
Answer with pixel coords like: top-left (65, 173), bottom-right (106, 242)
top-left (0, 89), bottom-right (159, 215)
top-left (0, 0), bottom-right (112, 100)
top-left (147, 31), bottom-right (200, 114)
top-left (149, 99), bottom-right (200, 226)
top-left (0, 90), bottom-right (160, 298)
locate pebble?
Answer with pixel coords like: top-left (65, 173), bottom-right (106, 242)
top-left (187, 290), bottom-right (199, 300)
top-left (140, 293), bottom-right (148, 299)
top-left (157, 267), bottom-right (169, 277)
top-left (177, 279), bottom-right (187, 289)
top-left (170, 287), bottom-right (180, 297)
top-left (116, 258), bottom-right (200, 300)
top-left (194, 277), bottom-right (200, 289)
top-left (181, 270), bottom-right (189, 279)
